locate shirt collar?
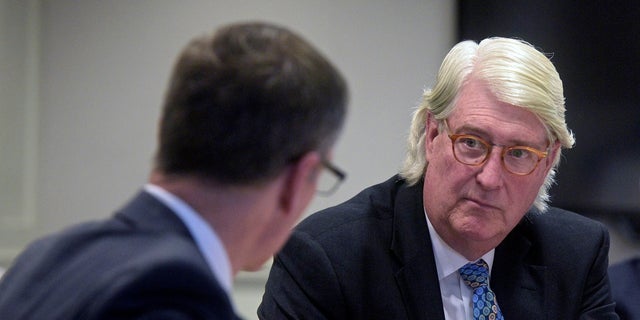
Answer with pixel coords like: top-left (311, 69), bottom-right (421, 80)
top-left (143, 184), bottom-right (234, 295)
top-left (424, 209), bottom-right (495, 280)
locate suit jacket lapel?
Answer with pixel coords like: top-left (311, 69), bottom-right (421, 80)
top-left (492, 214), bottom-right (547, 320)
top-left (391, 180), bottom-right (446, 320)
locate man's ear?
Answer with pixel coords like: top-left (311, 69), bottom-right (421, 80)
top-left (425, 112), bottom-right (440, 157)
top-left (542, 140), bottom-right (562, 174)
top-left (279, 151), bottom-right (322, 216)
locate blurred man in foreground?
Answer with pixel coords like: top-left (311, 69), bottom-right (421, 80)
top-left (0, 21), bottom-right (348, 319)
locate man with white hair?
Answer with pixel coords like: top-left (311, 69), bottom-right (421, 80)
top-left (259, 37), bottom-right (618, 319)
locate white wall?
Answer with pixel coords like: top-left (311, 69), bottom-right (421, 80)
top-left (0, 0), bottom-right (40, 264)
top-left (35, 0), bottom-right (455, 236)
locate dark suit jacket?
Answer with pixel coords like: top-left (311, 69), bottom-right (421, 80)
top-left (0, 191), bottom-right (239, 320)
top-left (609, 257), bottom-right (640, 320)
top-left (259, 176), bottom-right (618, 319)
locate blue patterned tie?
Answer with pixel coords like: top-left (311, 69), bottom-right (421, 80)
top-left (459, 259), bottom-right (504, 320)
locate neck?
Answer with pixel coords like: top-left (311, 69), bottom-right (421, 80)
top-left (451, 240), bottom-right (496, 262)
top-left (148, 170), bottom-right (275, 276)
top-left (428, 218), bottom-right (502, 261)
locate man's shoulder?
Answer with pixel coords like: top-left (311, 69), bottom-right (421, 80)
top-left (516, 206), bottom-right (609, 255)
top-left (6, 211), bottom-right (206, 287)
top-left (0, 213), bottom-right (218, 319)
top-left (296, 175), bottom-right (410, 236)
top-left (525, 206), bottom-right (607, 234)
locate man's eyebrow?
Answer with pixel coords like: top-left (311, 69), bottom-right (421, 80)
top-left (455, 124), bottom-right (547, 148)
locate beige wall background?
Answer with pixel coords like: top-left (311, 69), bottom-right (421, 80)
top-left (1, 1), bottom-right (638, 319)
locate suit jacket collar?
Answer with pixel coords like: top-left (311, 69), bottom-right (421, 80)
top-left (114, 190), bottom-right (192, 238)
top-left (389, 178), bottom-right (546, 320)
top-left (112, 191), bottom-right (246, 320)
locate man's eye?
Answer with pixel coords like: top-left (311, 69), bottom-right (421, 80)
top-left (460, 137), bottom-right (482, 149)
top-left (508, 148), bottom-right (530, 159)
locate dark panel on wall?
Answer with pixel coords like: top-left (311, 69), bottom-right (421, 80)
top-left (458, 1), bottom-right (640, 218)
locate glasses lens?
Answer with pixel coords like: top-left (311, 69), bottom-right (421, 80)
top-left (317, 169), bottom-right (340, 195)
top-left (503, 147), bottom-right (539, 175)
top-left (316, 160), bottom-right (346, 196)
top-left (452, 135), bottom-right (489, 165)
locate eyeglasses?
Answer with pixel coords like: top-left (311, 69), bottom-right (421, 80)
top-left (317, 159), bottom-right (346, 196)
top-left (443, 120), bottom-right (548, 176)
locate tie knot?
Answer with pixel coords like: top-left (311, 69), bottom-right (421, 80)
top-left (459, 259), bottom-right (490, 288)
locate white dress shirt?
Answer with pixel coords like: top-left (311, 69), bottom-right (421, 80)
top-left (425, 212), bottom-right (495, 320)
top-left (143, 184), bottom-right (234, 299)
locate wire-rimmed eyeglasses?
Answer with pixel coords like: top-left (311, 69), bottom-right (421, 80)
top-left (317, 159), bottom-right (346, 196)
top-left (443, 120), bottom-right (549, 176)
